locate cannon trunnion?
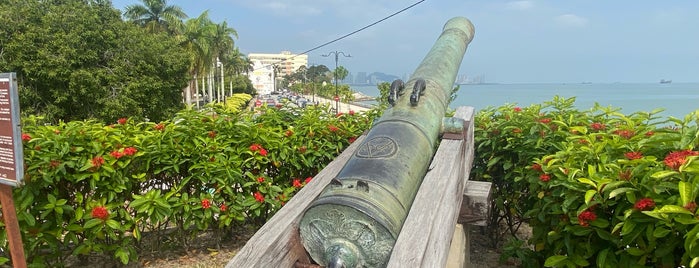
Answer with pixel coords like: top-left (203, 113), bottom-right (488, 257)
top-left (299, 17), bottom-right (475, 267)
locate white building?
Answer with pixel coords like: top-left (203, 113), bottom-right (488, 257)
top-left (247, 51), bottom-right (308, 95)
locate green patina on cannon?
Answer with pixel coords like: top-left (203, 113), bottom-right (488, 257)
top-left (299, 17), bottom-right (475, 268)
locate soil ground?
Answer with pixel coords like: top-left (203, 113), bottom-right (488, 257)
top-left (34, 224), bottom-right (525, 267)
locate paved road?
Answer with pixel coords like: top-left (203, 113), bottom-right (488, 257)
top-left (301, 95), bottom-right (372, 114)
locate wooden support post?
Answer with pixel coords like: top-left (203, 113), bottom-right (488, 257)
top-left (0, 184), bottom-right (27, 268)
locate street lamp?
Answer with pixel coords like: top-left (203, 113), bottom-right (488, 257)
top-left (322, 51), bottom-right (351, 113)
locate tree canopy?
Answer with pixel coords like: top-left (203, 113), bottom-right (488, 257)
top-left (0, 0), bottom-right (192, 123)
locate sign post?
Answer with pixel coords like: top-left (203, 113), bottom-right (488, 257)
top-left (0, 72), bottom-right (27, 267)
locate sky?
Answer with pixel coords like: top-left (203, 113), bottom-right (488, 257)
top-left (111, 0), bottom-right (699, 84)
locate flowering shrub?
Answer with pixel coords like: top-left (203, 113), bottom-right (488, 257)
top-left (472, 96), bottom-right (699, 267)
top-left (0, 103), bottom-right (375, 266)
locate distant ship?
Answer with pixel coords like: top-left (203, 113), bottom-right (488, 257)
top-left (660, 79), bottom-right (672, 84)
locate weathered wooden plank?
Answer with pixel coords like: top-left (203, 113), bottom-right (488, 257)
top-left (225, 135), bottom-right (366, 268)
top-left (421, 107), bottom-right (476, 267)
top-left (459, 181), bottom-right (493, 226)
top-left (387, 106), bottom-right (475, 268)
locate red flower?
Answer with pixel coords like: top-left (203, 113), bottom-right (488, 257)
top-left (645, 131), bottom-right (654, 137)
top-left (513, 107), bottom-right (522, 112)
top-left (614, 129), bottom-right (635, 139)
top-left (117, 118), bottom-right (127, 125)
top-left (328, 125), bottom-right (339, 133)
top-left (21, 133), bottom-right (31, 142)
top-left (257, 177), bottom-right (265, 183)
top-left (285, 129), bottom-right (294, 137)
top-left (91, 206), bottom-right (109, 221)
top-left (123, 147), bottom-right (138, 156)
top-left (293, 179), bottom-right (302, 188)
top-left (50, 160), bottom-right (61, 168)
top-left (305, 177), bottom-right (312, 184)
top-left (91, 156), bottom-right (105, 167)
top-left (634, 198), bottom-right (655, 211)
top-left (348, 137), bottom-right (357, 143)
top-left (349, 110), bottom-right (355, 115)
top-left (220, 203), bottom-right (227, 212)
top-left (110, 150), bottom-right (124, 159)
top-left (624, 152), bottom-right (643, 160)
top-left (208, 131), bottom-right (216, 138)
top-left (590, 122), bottom-right (606, 131)
top-left (531, 163), bottom-right (542, 172)
top-left (684, 202), bottom-right (697, 213)
top-left (254, 192), bottom-right (265, 203)
top-left (250, 144), bottom-right (261, 151)
top-left (201, 199), bottom-right (211, 209)
top-left (538, 118), bottom-right (551, 124)
top-left (664, 150), bottom-right (699, 170)
top-left (539, 173), bottom-right (551, 182)
top-left (154, 123), bottom-right (165, 131)
top-left (577, 209), bottom-right (597, 227)
top-left (259, 148), bottom-right (268, 156)
top-left (299, 146), bottom-right (307, 154)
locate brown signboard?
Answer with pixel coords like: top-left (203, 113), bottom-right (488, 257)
top-left (0, 73), bottom-right (23, 186)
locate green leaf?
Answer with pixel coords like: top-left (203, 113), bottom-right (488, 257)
top-left (115, 248), bottom-right (129, 264)
top-left (84, 218), bottom-right (103, 229)
top-left (657, 205), bottom-right (693, 215)
top-left (621, 221), bottom-right (636, 236)
top-left (596, 248), bottom-right (611, 268)
top-left (679, 181), bottom-right (692, 206)
top-left (544, 255), bottom-right (568, 267)
top-left (578, 177), bottom-right (597, 188)
top-left (651, 170), bottom-right (679, 179)
top-left (626, 247), bottom-right (645, 256)
top-left (609, 187), bottom-right (636, 199)
top-left (106, 219), bottom-right (121, 230)
top-left (653, 227), bottom-right (671, 238)
top-left (584, 189), bottom-right (596, 205)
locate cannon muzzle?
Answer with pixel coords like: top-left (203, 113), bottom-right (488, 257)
top-left (299, 16), bottom-right (475, 267)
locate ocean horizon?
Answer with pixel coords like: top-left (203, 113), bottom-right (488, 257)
top-left (351, 82), bottom-right (699, 119)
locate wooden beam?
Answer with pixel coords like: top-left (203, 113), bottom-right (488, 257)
top-left (387, 106), bottom-right (475, 268)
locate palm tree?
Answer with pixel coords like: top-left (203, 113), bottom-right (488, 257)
top-left (209, 21), bottom-right (238, 101)
top-left (177, 12), bottom-right (214, 107)
top-left (123, 0), bottom-right (187, 33)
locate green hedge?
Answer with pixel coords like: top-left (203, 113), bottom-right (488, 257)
top-left (472, 96), bottom-right (699, 267)
top-left (0, 104), bottom-right (377, 266)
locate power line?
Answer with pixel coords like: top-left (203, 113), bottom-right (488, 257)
top-left (251, 0), bottom-right (426, 72)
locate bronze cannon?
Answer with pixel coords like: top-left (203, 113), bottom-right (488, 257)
top-left (299, 17), bottom-right (475, 267)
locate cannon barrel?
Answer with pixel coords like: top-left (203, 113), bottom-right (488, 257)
top-left (299, 17), bottom-right (475, 267)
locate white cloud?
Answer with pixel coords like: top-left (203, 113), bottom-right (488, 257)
top-left (506, 1), bottom-right (534, 11)
top-left (554, 14), bottom-right (588, 28)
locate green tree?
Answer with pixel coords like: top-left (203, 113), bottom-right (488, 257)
top-left (0, 0), bottom-right (191, 123)
top-left (334, 66), bottom-right (349, 82)
top-left (123, 0), bottom-right (188, 33)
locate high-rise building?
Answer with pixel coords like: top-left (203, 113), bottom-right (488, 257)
top-left (248, 51), bottom-right (308, 77)
top-left (247, 51), bottom-right (308, 95)
top-left (355, 72), bottom-right (367, 84)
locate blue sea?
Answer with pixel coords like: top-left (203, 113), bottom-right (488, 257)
top-left (351, 83), bottom-right (699, 119)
